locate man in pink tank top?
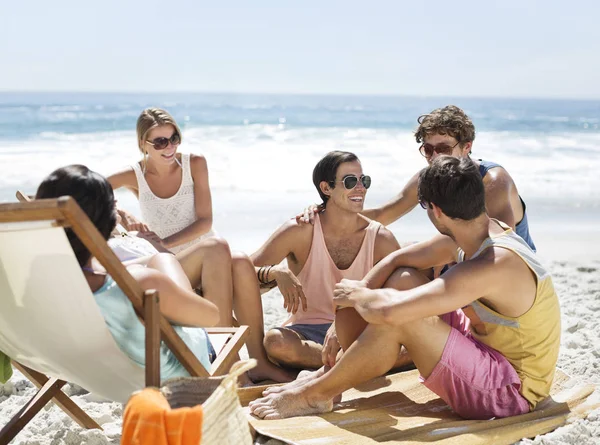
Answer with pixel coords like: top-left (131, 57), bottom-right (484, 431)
top-left (251, 151), bottom-right (400, 372)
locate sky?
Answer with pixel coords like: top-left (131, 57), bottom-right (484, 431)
top-left (2, 0), bottom-right (599, 99)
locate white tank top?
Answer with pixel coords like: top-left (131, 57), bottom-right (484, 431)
top-left (131, 153), bottom-right (216, 254)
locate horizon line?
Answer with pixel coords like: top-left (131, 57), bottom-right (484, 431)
top-left (1, 90), bottom-right (599, 102)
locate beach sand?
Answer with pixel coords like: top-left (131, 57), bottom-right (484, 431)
top-left (1, 258), bottom-right (598, 444)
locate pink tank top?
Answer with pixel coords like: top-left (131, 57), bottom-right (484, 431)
top-left (284, 213), bottom-right (382, 326)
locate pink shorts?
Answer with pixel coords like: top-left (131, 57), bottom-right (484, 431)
top-left (420, 310), bottom-right (530, 420)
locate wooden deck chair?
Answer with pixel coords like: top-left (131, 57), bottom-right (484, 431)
top-left (14, 190), bottom-right (248, 369)
top-left (0, 197), bottom-right (249, 444)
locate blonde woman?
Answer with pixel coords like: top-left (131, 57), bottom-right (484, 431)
top-left (109, 108), bottom-right (212, 253)
top-left (107, 108), bottom-right (293, 383)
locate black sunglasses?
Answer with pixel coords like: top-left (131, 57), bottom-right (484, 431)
top-left (419, 141), bottom-right (460, 158)
top-left (146, 132), bottom-right (181, 150)
top-left (330, 174), bottom-right (372, 190)
top-left (419, 200), bottom-right (431, 210)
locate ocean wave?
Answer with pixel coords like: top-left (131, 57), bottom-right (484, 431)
top-left (40, 105), bottom-right (85, 112)
top-left (1, 126), bottom-right (598, 207)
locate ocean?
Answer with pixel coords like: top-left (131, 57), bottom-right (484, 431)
top-left (1, 92), bottom-right (599, 257)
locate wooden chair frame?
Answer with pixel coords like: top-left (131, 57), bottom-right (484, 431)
top-left (0, 197), bottom-right (249, 444)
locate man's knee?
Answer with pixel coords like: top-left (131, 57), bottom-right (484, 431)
top-left (263, 329), bottom-right (302, 362)
top-left (384, 267), bottom-right (430, 291)
top-left (361, 315), bottom-right (434, 341)
top-left (387, 316), bottom-right (447, 346)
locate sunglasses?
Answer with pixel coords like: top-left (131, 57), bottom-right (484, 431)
top-left (146, 132), bottom-right (181, 150)
top-left (330, 174), bottom-right (372, 190)
top-left (419, 141), bottom-right (460, 158)
top-left (419, 200), bottom-right (431, 210)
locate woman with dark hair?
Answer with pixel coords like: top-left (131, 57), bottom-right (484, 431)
top-left (36, 165), bottom-right (220, 379)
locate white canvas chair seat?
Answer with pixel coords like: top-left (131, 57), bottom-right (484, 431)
top-left (0, 221), bottom-right (145, 403)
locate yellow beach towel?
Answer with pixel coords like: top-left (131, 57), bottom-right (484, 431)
top-left (243, 368), bottom-right (599, 445)
top-left (122, 388), bottom-right (203, 445)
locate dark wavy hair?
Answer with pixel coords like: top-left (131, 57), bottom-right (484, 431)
top-left (312, 151), bottom-right (359, 206)
top-left (35, 165), bottom-right (117, 266)
top-left (414, 105), bottom-right (476, 146)
top-left (418, 156), bottom-right (485, 221)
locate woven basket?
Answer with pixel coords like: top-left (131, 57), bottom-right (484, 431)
top-left (161, 359), bottom-right (256, 445)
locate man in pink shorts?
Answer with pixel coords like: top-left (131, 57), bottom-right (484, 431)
top-left (249, 156), bottom-right (560, 420)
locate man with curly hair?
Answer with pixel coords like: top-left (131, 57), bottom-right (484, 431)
top-left (377, 105), bottom-right (535, 250)
top-left (301, 105), bottom-right (535, 251)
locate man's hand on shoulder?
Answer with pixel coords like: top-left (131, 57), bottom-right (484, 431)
top-left (295, 203), bottom-right (324, 225)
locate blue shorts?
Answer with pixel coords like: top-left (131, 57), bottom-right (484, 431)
top-left (282, 323), bottom-right (332, 345)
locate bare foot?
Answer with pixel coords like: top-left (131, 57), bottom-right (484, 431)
top-left (249, 387), bottom-right (333, 419)
top-left (247, 361), bottom-right (296, 384)
top-left (263, 367), bottom-right (326, 395)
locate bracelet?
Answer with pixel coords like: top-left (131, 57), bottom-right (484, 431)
top-left (257, 265), bottom-right (276, 285)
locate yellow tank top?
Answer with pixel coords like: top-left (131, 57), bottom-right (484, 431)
top-left (458, 221), bottom-right (561, 410)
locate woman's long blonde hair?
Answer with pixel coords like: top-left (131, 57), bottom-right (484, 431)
top-left (136, 108), bottom-right (183, 172)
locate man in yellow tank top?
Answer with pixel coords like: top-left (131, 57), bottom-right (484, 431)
top-left (249, 156), bottom-right (560, 421)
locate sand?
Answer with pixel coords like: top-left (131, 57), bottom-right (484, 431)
top-left (1, 259), bottom-right (599, 444)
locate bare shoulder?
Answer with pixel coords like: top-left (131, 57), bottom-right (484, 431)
top-left (482, 165), bottom-right (514, 189)
top-left (188, 154), bottom-right (209, 188)
top-left (372, 221), bottom-right (400, 261)
top-left (107, 166), bottom-right (137, 190)
top-left (476, 244), bottom-right (528, 275)
top-left (189, 153), bottom-right (207, 165)
top-left (375, 224), bottom-right (399, 247)
top-left (255, 217), bottom-right (313, 261)
top-left (189, 153), bottom-right (208, 171)
top-left (279, 217), bottom-right (314, 239)
top-left (447, 245), bottom-right (519, 288)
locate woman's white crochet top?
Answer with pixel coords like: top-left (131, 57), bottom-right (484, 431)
top-left (131, 153), bottom-right (215, 254)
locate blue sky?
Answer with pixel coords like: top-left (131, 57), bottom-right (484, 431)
top-left (2, 1), bottom-right (599, 98)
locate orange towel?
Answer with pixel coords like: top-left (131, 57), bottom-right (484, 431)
top-left (122, 388), bottom-right (203, 445)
